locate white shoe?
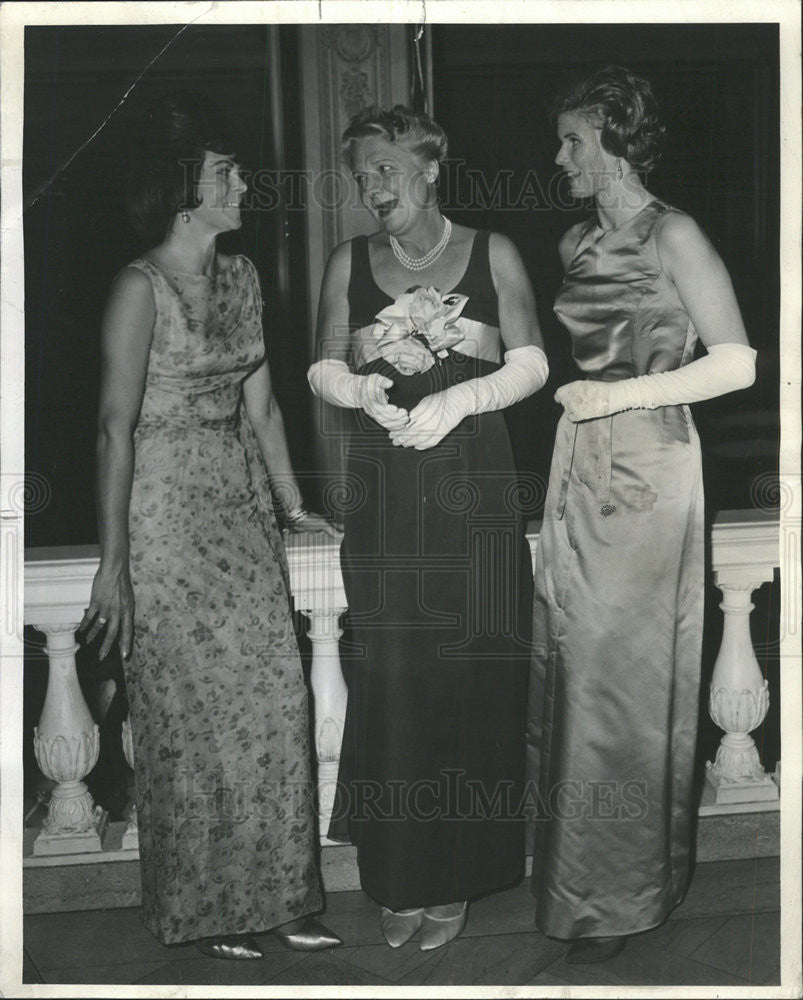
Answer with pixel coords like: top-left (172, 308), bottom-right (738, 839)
top-left (380, 906), bottom-right (425, 948)
top-left (419, 901), bottom-right (468, 951)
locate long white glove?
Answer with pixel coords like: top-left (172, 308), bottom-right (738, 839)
top-left (389, 344), bottom-right (549, 450)
top-left (307, 358), bottom-right (410, 430)
top-left (555, 342), bottom-right (756, 423)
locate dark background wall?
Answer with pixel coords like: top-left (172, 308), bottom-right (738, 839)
top-left (432, 23), bottom-right (780, 517)
top-left (22, 23), bottom-right (781, 777)
top-left (24, 24), bottom-right (312, 549)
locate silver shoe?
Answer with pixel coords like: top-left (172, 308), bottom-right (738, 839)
top-left (380, 906), bottom-right (425, 948)
top-left (419, 902), bottom-right (468, 951)
top-left (195, 934), bottom-right (263, 960)
top-left (271, 917), bottom-right (343, 952)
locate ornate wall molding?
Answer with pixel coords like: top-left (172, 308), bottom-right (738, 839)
top-left (300, 24), bottom-right (410, 345)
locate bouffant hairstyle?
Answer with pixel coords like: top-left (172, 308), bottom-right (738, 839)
top-left (126, 92), bottom-right (238, 241)
top-left (341, 105), bottom-right (448, 168)
top-left (550, 66), bottom-right (665, 172)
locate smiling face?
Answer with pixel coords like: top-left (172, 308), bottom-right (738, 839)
top-left (191, 149), bottom-right (248, 233)
top-left (555, 111), bottom-right (617, 200)
top-left (349, 134), bottom-right (435, 234)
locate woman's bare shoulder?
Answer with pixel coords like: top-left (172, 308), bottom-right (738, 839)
top-left (111, 262), bottom-right (155, 299)
top-left (323, 239), bottom-right (354, 284)
top-left (655, 209), bottom-right (718, 277)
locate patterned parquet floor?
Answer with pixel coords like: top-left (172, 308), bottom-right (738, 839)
top-left (21, 857), bottom-right (782, 989)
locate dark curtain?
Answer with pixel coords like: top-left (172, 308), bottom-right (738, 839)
top-left (432, 22), bottom-right (780, 519)
top-left (24, 24), bottom-right (312, 549)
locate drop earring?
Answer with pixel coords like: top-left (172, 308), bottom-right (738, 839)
top-left (616, 159), bottom-right (623, 181)
top-left (180, 211), bottom-right (191, 223)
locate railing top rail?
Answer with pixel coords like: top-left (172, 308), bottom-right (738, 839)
top-left (25, 544), bottom-right (100, 565)
top-left (23, 508), bottom-right (780, 596)
top-left (713, 509), bottom-right (780, 529)
top-left (710, 509), bottom-right (780, 576)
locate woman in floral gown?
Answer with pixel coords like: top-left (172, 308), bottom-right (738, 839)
top-left (80, 93), bottom-right (341, 959)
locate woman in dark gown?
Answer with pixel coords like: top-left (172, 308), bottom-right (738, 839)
top-left (527, 67), bottom-right (756, 965)
top-left (80, 94), bottom-right (341, 959)
top-left (308, 106), bottom-right (549, 950)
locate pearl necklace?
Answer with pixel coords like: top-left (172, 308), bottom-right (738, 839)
top-left (389, 217), bottom-right (452, 271)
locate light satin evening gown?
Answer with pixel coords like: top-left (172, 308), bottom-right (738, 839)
top-left (527, 200), bottom-right (705, 938)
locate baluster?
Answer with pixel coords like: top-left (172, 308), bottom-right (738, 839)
top-left (120, 715), bottom-right (139, 850)
top-left (705, 576), bottom-right (779, 804)
top-left (283, 530), bottom-right (349, 843)
top-left (31, 623), bottom-right (108, 854)
top-left (301, 607), bottom-right (348, 843)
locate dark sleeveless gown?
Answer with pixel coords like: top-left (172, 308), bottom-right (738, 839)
top-left (329, 232), bottom-right (533, 910)
top-left (527, 201), bottom-right (705, 938)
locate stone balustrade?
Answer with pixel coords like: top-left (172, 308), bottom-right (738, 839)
top-left (23, 510), bottom-right (780, 860)
top-left (24, 546), bottom-right (109, 855)
top-left (703, 509), bottom-right (781, 810)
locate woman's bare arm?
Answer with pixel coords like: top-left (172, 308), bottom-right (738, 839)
top-left (80, 267), bottom-right (154, 659)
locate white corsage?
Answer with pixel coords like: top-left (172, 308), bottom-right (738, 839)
top-left (373, 286), bottom-right (468, 375)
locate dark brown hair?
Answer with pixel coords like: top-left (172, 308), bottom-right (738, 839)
top-left (126, 92), bottom-right (238, 241)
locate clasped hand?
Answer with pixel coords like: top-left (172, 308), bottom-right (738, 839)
top-left (359, 375), bottom-right (469, 450)
top-left (389, 387), bottom-right (468, 450)
top-left (359, 373), bottom-right (410, 430)
top-left (554, 380), bottom-right (617, 422)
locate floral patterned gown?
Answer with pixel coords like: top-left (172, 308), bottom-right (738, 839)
top-left (124, 254), bottom-right (322, 945)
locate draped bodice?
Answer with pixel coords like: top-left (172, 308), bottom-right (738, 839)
top-left (348, 230), bottom-right (504, 368)
top-left (554, 200), bottom-right (698, 382)
top-left (127, 254), bottom-right (264, 430)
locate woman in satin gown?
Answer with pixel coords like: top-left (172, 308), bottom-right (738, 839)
top-left (80, 93), bottom-right (342, 959)
top-left (308, 106), bottom-right (549, 950)
top-left (526, 67), bottom-right (756, 964)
